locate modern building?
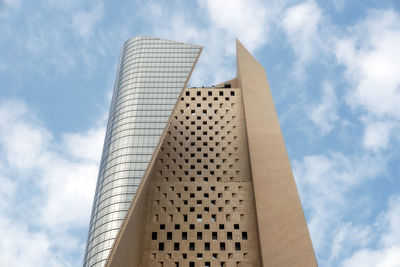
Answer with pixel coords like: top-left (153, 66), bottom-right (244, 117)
top-left (83, 36), bottom-right (202, 267)
top-left (84, 36), bottom-right (317, 267)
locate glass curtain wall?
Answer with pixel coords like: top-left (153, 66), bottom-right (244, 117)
top-left (83, 36), bottom-right (201, 267)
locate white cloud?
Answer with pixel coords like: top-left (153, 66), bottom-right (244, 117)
top-left (282, 0), bottom-right (324, 77)
top-left (342, 196), bottom-right (400, 267)
top-left (332, 0), bottom-right (345, 10)
top-left (334, 9), bottom-right (400, 153)
top-left (62, 127), bottom-right (104, 162)
top-left (335, 10), bottom-right (400, 119)
top-left (0, 99), bottom-right (105, 266)
top-left (199, 0), bottom-right (270, 53)
top-left (71, 2), bottom-right (104, 39)
top-left (0, 217), bottom-right (73, 267)
top-left (342, 246), bottom-right (400, 267)
top-left (330, 222), bottom-right (372, 261)
top-left (293, 152), bottom-right (385, 260)
top-left (379, 196), bottom-right (400, 248)
top-left (311, 81), bottom-right (339, 134)
top-left (363, 120), bottom-right (394, 151)
top-left (0, 0), bottom-right (22, 18)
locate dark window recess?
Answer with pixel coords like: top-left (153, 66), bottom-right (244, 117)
top-left (167, 232), bottom-right (172, 240)
top-left (152, 232), bottom-right (157, 240)
top-left (219, 224), bottom-right (225, 230)
top-left (190, 224), bottom-right (195, 230)
top-left (174, 242), bottom-right (180, 251)
top-left (189, 242), bottom-right (195, 250)
top-left (234, 224), bottom-right (240, 230)
top-left (224, 83), bottom-right (231, 88)
top-left (235, 242), bottom-right (241, 251)
top-left (212, 232), bottom-right (217, 240)
top-left (160, 224), bottom-right (165, 230)
top-left (220, 242), bottom-right (226, 251)
top-left (182, 232), bottom-right (188, 240)
top-left (242, 232), bottom-right (248, 240)
top-left (204, 224), bottom-right (210, 230)
top-left (175, 224), bottom-right (180, 230)
top-left (189, 262), bottom-right (195, 267)
top-left (182, 253), bottom-right (187, 259)
top-left (205, 242), bottom-right (210, 251)
top-left (197, 232), bottom-right (202, 240)
top-left (159, 242), bottom-right (164, 251)
top-left (227, 232), bottom-right (232, 240)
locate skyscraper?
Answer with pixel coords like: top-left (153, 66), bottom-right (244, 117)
top-left (83, 36), bottom-right (202, 267)
top-left (84, 36), bottom-right (317, 267)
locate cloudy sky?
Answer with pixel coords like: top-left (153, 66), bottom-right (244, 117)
top-left (1, 0), bottom-right (400, 266)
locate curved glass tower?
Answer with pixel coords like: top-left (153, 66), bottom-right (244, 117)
top-left (83, 36), bottom-right (202, 267)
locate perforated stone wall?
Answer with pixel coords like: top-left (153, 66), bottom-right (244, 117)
top-left (141, 87), bottom-right (261, 267)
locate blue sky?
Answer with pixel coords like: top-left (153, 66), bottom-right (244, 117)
top-left (1, 0), bottom-right (400, 266)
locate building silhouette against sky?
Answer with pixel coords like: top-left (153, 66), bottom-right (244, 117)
top-left (83, 36), bottom-right (317, 267)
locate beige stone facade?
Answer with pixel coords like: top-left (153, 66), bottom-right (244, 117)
top-left (104, 40), bottom-right (317, 267)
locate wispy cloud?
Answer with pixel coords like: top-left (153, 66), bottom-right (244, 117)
top-left (293, 151), bottom-right (386, 262)
top-left (0, 99), bottom-right (105, 266)
top-left (0, 0), bottom-right (22, 18)
top-left (342, 195), bottom-right (400, 267)
top-left (310, 81), bottom-right (339, 134)
top-left (335, 10), bottom-right (400, 119)
top-left (282, 0), bottom-right (325, 79)
top-left (333, 8), bottom-right (400, 154)
top-left (71, 2), bottom-right (104, 39)
top-left (362, 120), bottom-right (395, 151)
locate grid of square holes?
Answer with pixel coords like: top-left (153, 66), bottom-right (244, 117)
top-left (142, 88), bottom-right (261, 267)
